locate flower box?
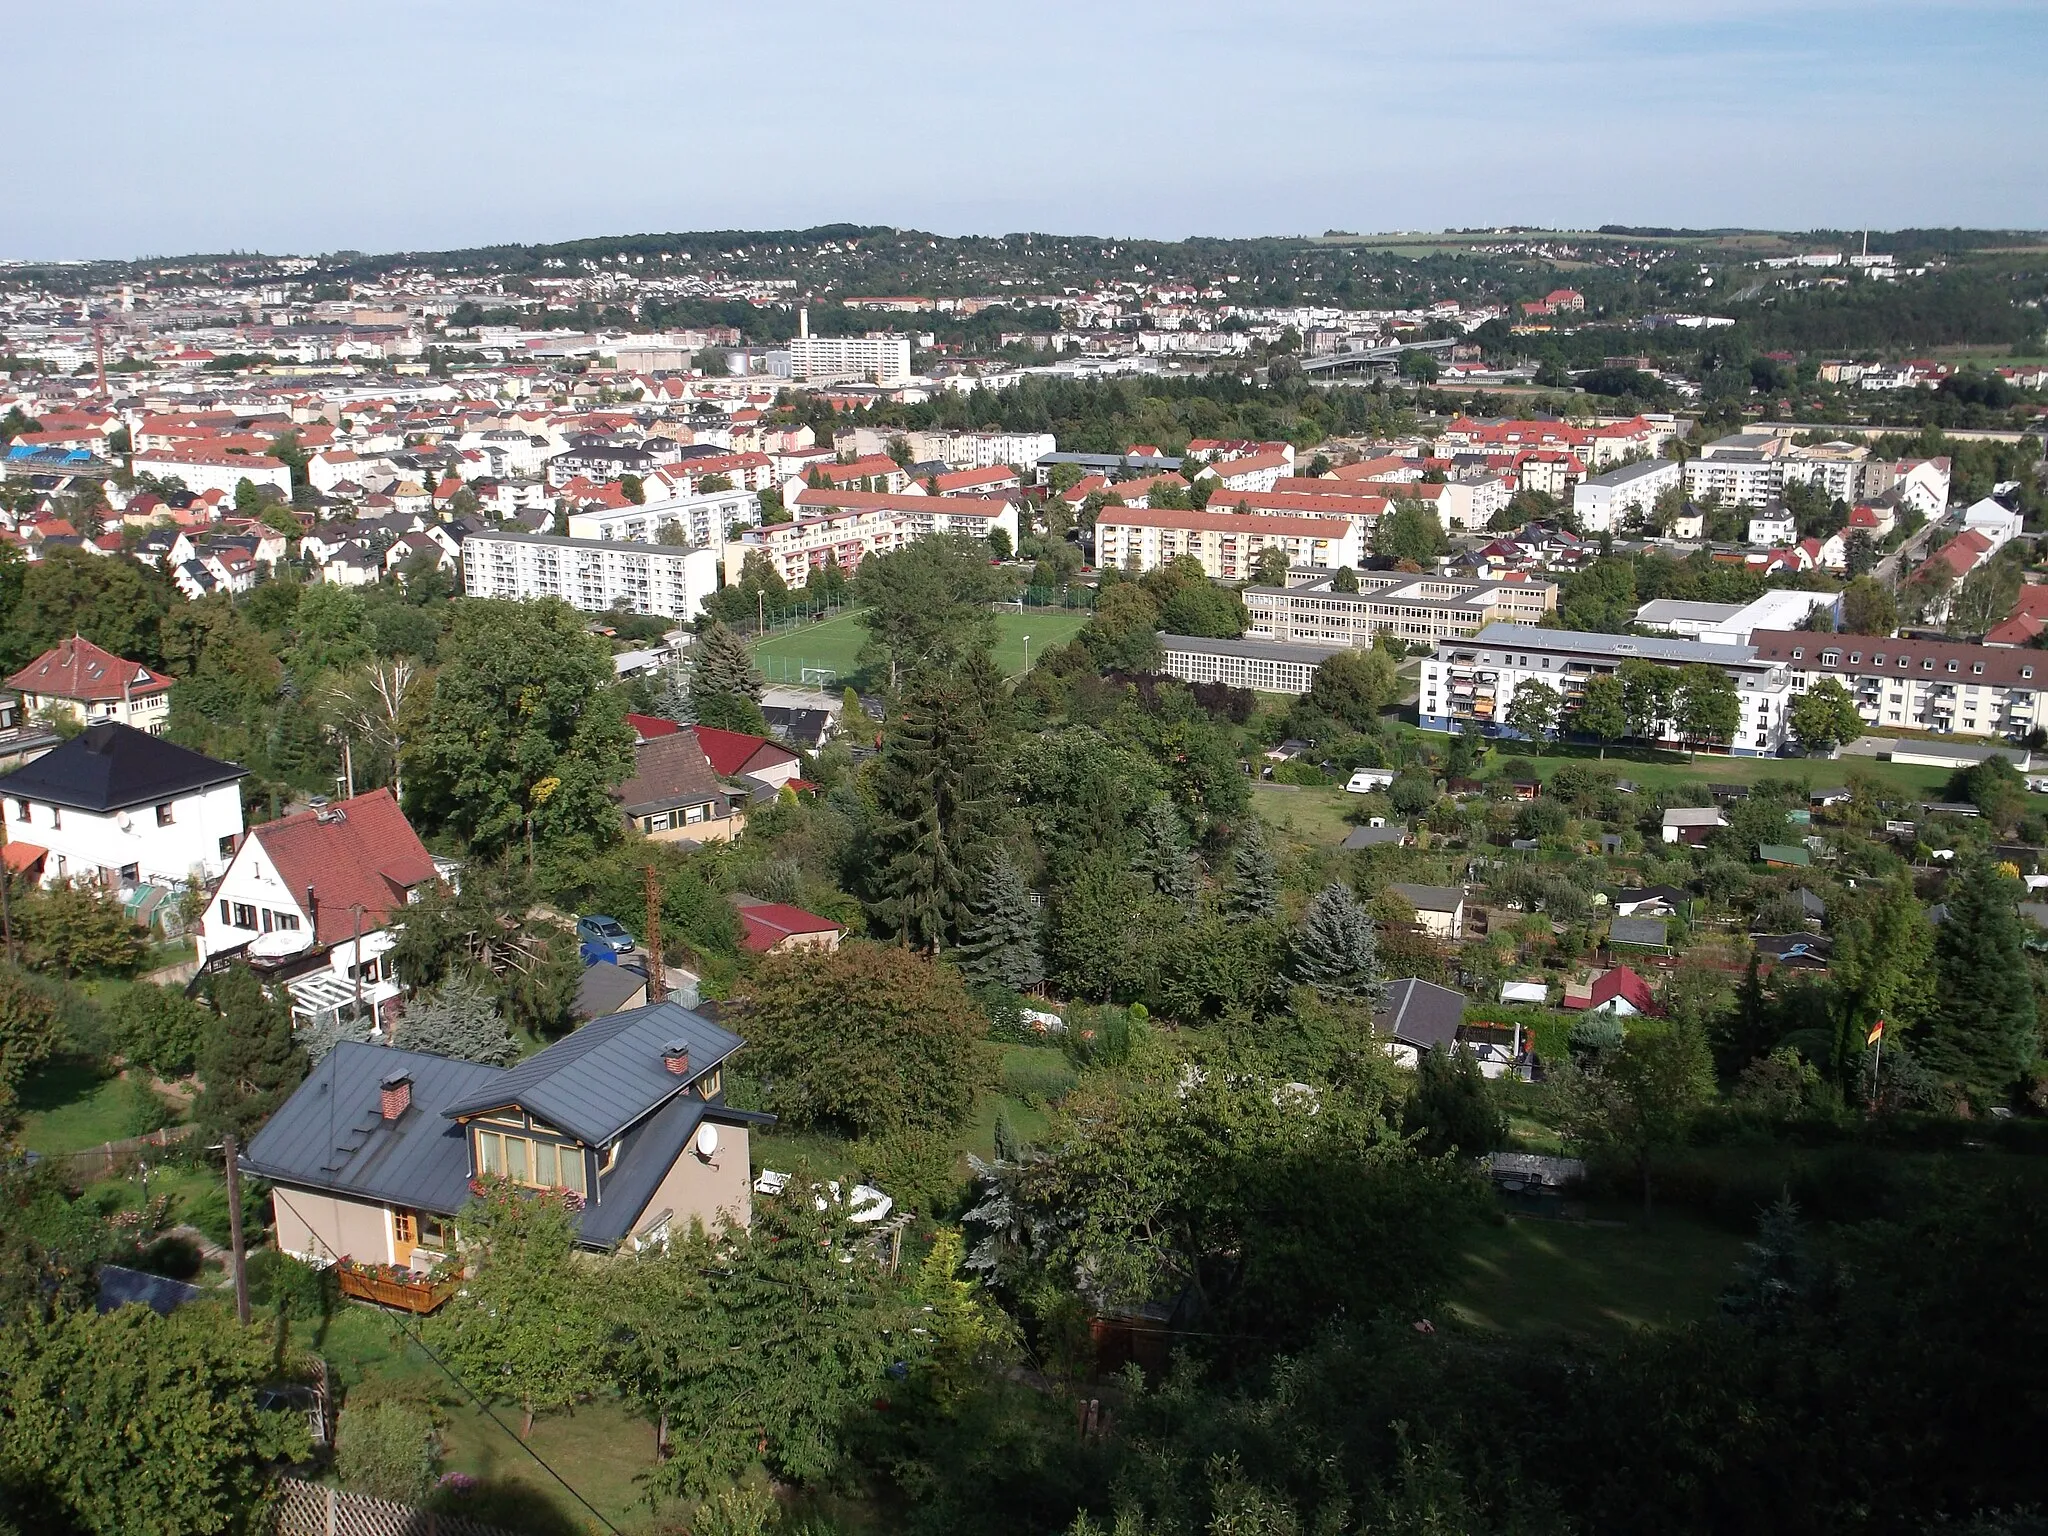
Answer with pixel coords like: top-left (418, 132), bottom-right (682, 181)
top-left (336, 1262), bottom-right (460, 1314)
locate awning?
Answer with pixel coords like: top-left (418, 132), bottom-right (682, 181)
top-left (2, 841), bottom-right (47, 873)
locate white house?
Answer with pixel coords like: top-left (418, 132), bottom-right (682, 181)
top-left (198, 788), bottom-right (441, 1039)
top-left (0, 723), bottom-right (246, 891)
top-left (1747, 510), bottom-right (1797, 547)
top-left (1962, 496), bottom-right (2024, 555)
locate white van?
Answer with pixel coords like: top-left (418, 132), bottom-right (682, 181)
top-left (1345, 768), bottom-right (1396, 794)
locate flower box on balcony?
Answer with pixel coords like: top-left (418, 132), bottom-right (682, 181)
top-left (336, 1261), bottom-right (460, 1314)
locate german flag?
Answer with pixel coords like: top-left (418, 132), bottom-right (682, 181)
top-left (1866, 1019), bottom-right (1886, 1047)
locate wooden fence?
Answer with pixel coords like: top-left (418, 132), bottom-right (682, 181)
top-left (35, 1122), bottom-right (200, 1181)
top-left (270, 1477), bottom-right (518, 1536)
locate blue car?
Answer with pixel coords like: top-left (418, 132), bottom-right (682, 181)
top-left (576, 914), bottom-right (635, 955)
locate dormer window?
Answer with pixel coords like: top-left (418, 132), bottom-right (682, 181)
top-left (474, 1124), bottom-right (587, 1195)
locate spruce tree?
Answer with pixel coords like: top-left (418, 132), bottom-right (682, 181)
top-left (1224, 821), bottom-right (1279, 921)
top-left (392, 973), bottom-right (520, 1065)
top-left (688, 619), bottom-right (767, 732)
top-left (953, 849), bottom-right (1043, 991)
top-left (1288, 882), bottom-right (1383, 1004)
top-left (1130, 798), bottom-right (1198, 909)
top-left (196, 967), bottom-right (306, 1140)
top-left (867, 668), bottom-right (1003, 951)
top-left (652, 659), bottom-right (694, 724)
top-left (1922, 860), bottom-right (2037, 1106)
top-left (1404, 1043), bottom-right (1506, 1156)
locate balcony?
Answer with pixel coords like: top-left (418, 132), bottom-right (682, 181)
top-left (336, 1260), bottom-right (460, 1314)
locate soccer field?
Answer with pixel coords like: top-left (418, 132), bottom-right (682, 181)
top-left (748, 607), bottom-right (1087, 686)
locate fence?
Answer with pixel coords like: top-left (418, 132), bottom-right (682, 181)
top-left (35, 1122), bottom-right (200, 1181)
top-left (270, 1477), bottom-right (518, 1536)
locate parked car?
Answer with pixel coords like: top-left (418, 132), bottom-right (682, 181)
top-left (576, 914), bottom-right (635, 954)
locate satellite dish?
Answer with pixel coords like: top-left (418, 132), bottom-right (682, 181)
top-left (115, 812), bottom-right (133, 831)
top-left (693, 1123), bottom-right (719, 1159)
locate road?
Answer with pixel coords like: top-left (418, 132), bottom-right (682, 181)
top-left (1875, 513), bottom-right (1947, 587)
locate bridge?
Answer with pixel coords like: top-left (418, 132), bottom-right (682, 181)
top-left (1298, 336), bottom-right (1460, 375)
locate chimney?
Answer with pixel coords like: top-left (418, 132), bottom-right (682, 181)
top-left (305, 884), bottom-right (319, 938)
top-left (661, 1040), bottom-right (691, 1077)
top-left (379, 1070), bottom-right (412, 1121)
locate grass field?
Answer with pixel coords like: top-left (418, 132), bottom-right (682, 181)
top-left (1447, 1212), bottom-right (1747, 1342)
top-left (19, 1060), bottom-right (136, 1154)
top-left (1251, 782), bottom-right (1364, 847)
top-left (748, 606), bottom-right (1087, 688)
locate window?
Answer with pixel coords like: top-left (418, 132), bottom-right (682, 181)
top-left (1849, 653), bottom-right (1861, 664)
top-left (1874, 655), bottom-right (1885, 666)
top-left (1791, 648), bottom-right (1803, 660)
top-left (1948, 661), bottom-right (1959, 673)
top-left (2026, 668), bottom-right (2036, 680)
top-left (119, 864), bottom-right (138, 886)
top-left (49, 806), bottom-right (59, 830)
top-left (221, 901), bottom-right (257, 930)
top-left (1923, 660), bottom-right (1935, 671)
top-left (473, 1128), bottom-right (585, 1194)
top-left (9, 800), bottom-right (24, 823)
top-left (696, 1066), bottom-right (723, 1101)
top-left (1821, 651), bottom-right (1840, 666)
top-left (219, 834), bottom-right (236, 861)
top-left (1973, 664), bottom-right (1984, 675)
top-left (155, 803), bottom-right (175, 827)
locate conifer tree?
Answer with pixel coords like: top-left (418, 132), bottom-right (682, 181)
top-left (196, 967), bottom-right (306, 1139)
top-left (1404, 1043), bottom-right (1506, 1156)
top-left (392, 973), bottom-right (520, 1065)
top-left (688, 619), bottom-right (767, 733)
top-left (1223, 821), bottom-right (1279, 922)
top-left (1288, 882), bottom-right (1383, 1004)
top-left (1922, 860), bottom-right (2037, 1106)
top-left (953, 849), bottom-right (1043, 992)
top-left (1130, 798), bottom-right (1198, 909)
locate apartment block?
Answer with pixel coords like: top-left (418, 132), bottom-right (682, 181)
top-left (1095, 506), bottom-right (1362, 579)
top-left (1747, 629), bottom-right (2046, 740)
top-left (1572, 458), bottom-right (1680, 532)
top-left (1159, 633), bottom-right (1348, 695)
top-left (1245, 572), bottom-right (1559, 649)
top-left (462, 531), bottom-right (719, 621)
top-left (787, 332), bottom-right (913, 385)
top-left (1421, 624), bottom-right (1793, 755)
top-left (565, 488), bottom-right (761, 550)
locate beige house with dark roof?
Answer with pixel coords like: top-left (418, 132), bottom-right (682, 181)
top-left (617, 731), bottom-right (747, 843)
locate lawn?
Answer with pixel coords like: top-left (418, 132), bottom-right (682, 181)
top-left (1445, 1212), bottom-right (1748, 1343)
top-left (1251, 782), bottom-right (1363, 848)
top-left (19, 1060), bottom-right (136, 1155)
top-left (748, 606), bottom-right (1086, 688)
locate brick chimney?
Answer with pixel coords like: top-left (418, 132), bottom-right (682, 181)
top-left (379, 1070), bottom-right (412, 1120)
top-left (661, 1041), bottom-right (691, 1076)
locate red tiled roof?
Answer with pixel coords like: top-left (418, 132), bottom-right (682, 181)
top-left (626, 713), bottom-right (682, 741)
top-left (1562, 964), bottom-right (1658, 1015)
top-left (690, 725), bottom-right (796, 778)
top-left (1, 841), bottom-right (47, 873)
top-left (7, 637), bottom-right (172, 702)
top-left (736, 902), bottom-right (842, 952)
top-left (249, 788), bottom-right (438, 945)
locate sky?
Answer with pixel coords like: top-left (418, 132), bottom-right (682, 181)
top-left (11, 0), bottom-right (2047, 260)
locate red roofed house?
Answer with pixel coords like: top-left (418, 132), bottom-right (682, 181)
top-left (1986, 582), bottom-right (2048, 648)
top-left (8, 636), bottom-right (174, 734)
top-left (1561, 964), bottom-right (1659, 1018)
top-left (690, 726), bottom-right (802, 790)
top-left (198, 788), bottom-right (442, 1037)
top-left (733, 897), bottom-right (842, 956)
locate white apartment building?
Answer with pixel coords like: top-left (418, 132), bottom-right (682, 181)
top-left (723, 493), bottom-right (1016, 588)
top-left (1421, 624), bottom-right (1793, 755)
top-left (787, 332), bottom-right (913, 385)
top-left (1160, 634), bottom-right (1349, 695)
top-left (1683, 451), bottom-right (1784, 508)
top-left (565, 487), bottom-right (761, 550)
top-left (463, 532), bottom-right (719, 621)
top-left (1095, 507), bottom-right (1362, 580)
top-left (1246, 572), bottom-right (1559, 649)
top-left (836, 427), bottom-right (1057, 472)
top-left (131, 449), bottom-right (294, 500)
top-left (1748, 629), bottom-right (2048, 740)
top-left (1572, 458), bottom-right (1679, 533)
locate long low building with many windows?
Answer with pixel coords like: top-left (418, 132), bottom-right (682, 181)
top-left (1420, 624), bottom-right (1794, 755)
top-left (1246, 571), bottom-right (1558, 649)
top-left (1159, 633), bottom-right (1349, 695)
top-left (462, 531), bottom-right (720, 621)
top-left (1747, 628), bottom-right (2047, 740)
top-left (1095, 506), bottom-right (1362, 579)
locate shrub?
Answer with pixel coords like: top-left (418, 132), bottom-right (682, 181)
top-left (851, 1125), bottom-right (964, 1218)
top-left (1569, 1013), bottom-right (1625, 1054)
top-left (108, 984), bottom-right (210, 1078)
top-left (337, 1397), bottom-right (438, 1504)
top-left (247, 1250), bottom-right (335, 1320)
top-left (1001, 1057), bottom-right (1079, 1107)
top-left (134, 1233), bottom-right (202, 1279)
top-left (1272, 760), bottom-right (1329, 787)
top-left (119, 1076), bottom-right (174, 1136)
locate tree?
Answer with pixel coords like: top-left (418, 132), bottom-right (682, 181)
top-left (731, 942), bottom-right (989, 1136)
top-left (0, 1302), bottom-right (308, 1536)
top-left (1950, 555), bottom-right (2024, 638)
top-left (1551, 1018), bottom-right (1715, 1217)
top-left (1377, 502), bottom-right (1447, 565)
top-left (1619, 657), bottom-right (1677, 743)
top-left (1840, 575), bottom-right (1898, 637)
top-left (195, 966), bottom-right (305, 1141)
top-left (13, 883), bottom-right (144, 977)
top-left (322, 656), bottom-right (421, 802)
top-left (1921, 861), bottom-right (2037, 1108)
top-left (427, 1181), bottom-right (603, 1438)
top-left (1573, 672), bottom-right (1627, 757)
top-left (1249, 545), bottom-right (1291, 587)
top-left (687, 619), bottom-right (768, 734)
top-left (1331, 565), bottom-right (1360, 592)
top-left (1787, 677), bottom-right (1864, 754)
top-left (108, 982), bottom-right (209, 1080)
top-left (607, 1168), bottom-right (921, 1496)
top-left (1045, 855), bottom-right (1159, 1003)
top-left (1404, 1044), bottom-right (1506, 1157)
top-left (390, 973), bottom-right (518, 1064)
top-left (987, 524), bottom-right (1012, 561)
top-left (1288, 883), bottom-right (1383, 1004)
top-left (4, 545), bottom-right (169, 671)
top-left (1130, 798), bottom-right (1199, 909)
top-left (952, 849), bottom-right (1043, 992)
top-left (1224, 821), bottom-right (1280, 922)
top-left (1674, 664), bottom-right (1742, 751)
top-left (1503, 679), bottom-right (1560, 746)
top-left (1079, 582), bottom-right (1163, 672)
top-left (1949, 756), bottom-right (2029, 830)
top-left (619, 473), bottom-right (646, 505)
top-left (1157, 581), bottom-right (1247, 638)
top-left (1844, 530), bottom-right (1877, 578)
top-left (853, 534), bottom-right (1005, 688)
top-left (404, 598), bottom-right (635, 858)
top-left (0, 968), bottom-right (59, 1131)
top-left (1306, 648), bottom-right (1399, 730)
top-left (866, 665), bottom-right (1005, 951)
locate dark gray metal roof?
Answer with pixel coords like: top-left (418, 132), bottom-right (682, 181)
top-left (242, 1041), bottom-right (492, 1218)
top-left (1608, 916), bottom-right (1669, 947)
top-left (1374, 978), bottom-right (1465, 1052)
top-left (440, 1000), bottom-right (745, 1146)
top-left (0, 721), bottom-right (244, 813)
top-left (574, 961), bottom-right (648, 1021)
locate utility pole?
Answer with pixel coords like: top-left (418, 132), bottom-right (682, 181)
top-left (757, 589), bottom-right (764, 638)
top-left (643, 863), bottom-right (667, 1003)
top-left (0, 813), bottom-right (15, 965)
top-left (224, 1133), bottom-right (251, 1326)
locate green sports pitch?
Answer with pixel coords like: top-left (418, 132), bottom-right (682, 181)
top-left (746, 607), bottom-right (1088, 687)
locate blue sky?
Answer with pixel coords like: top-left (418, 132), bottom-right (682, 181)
top-left (14, 0), bottom-right (2045, 259)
